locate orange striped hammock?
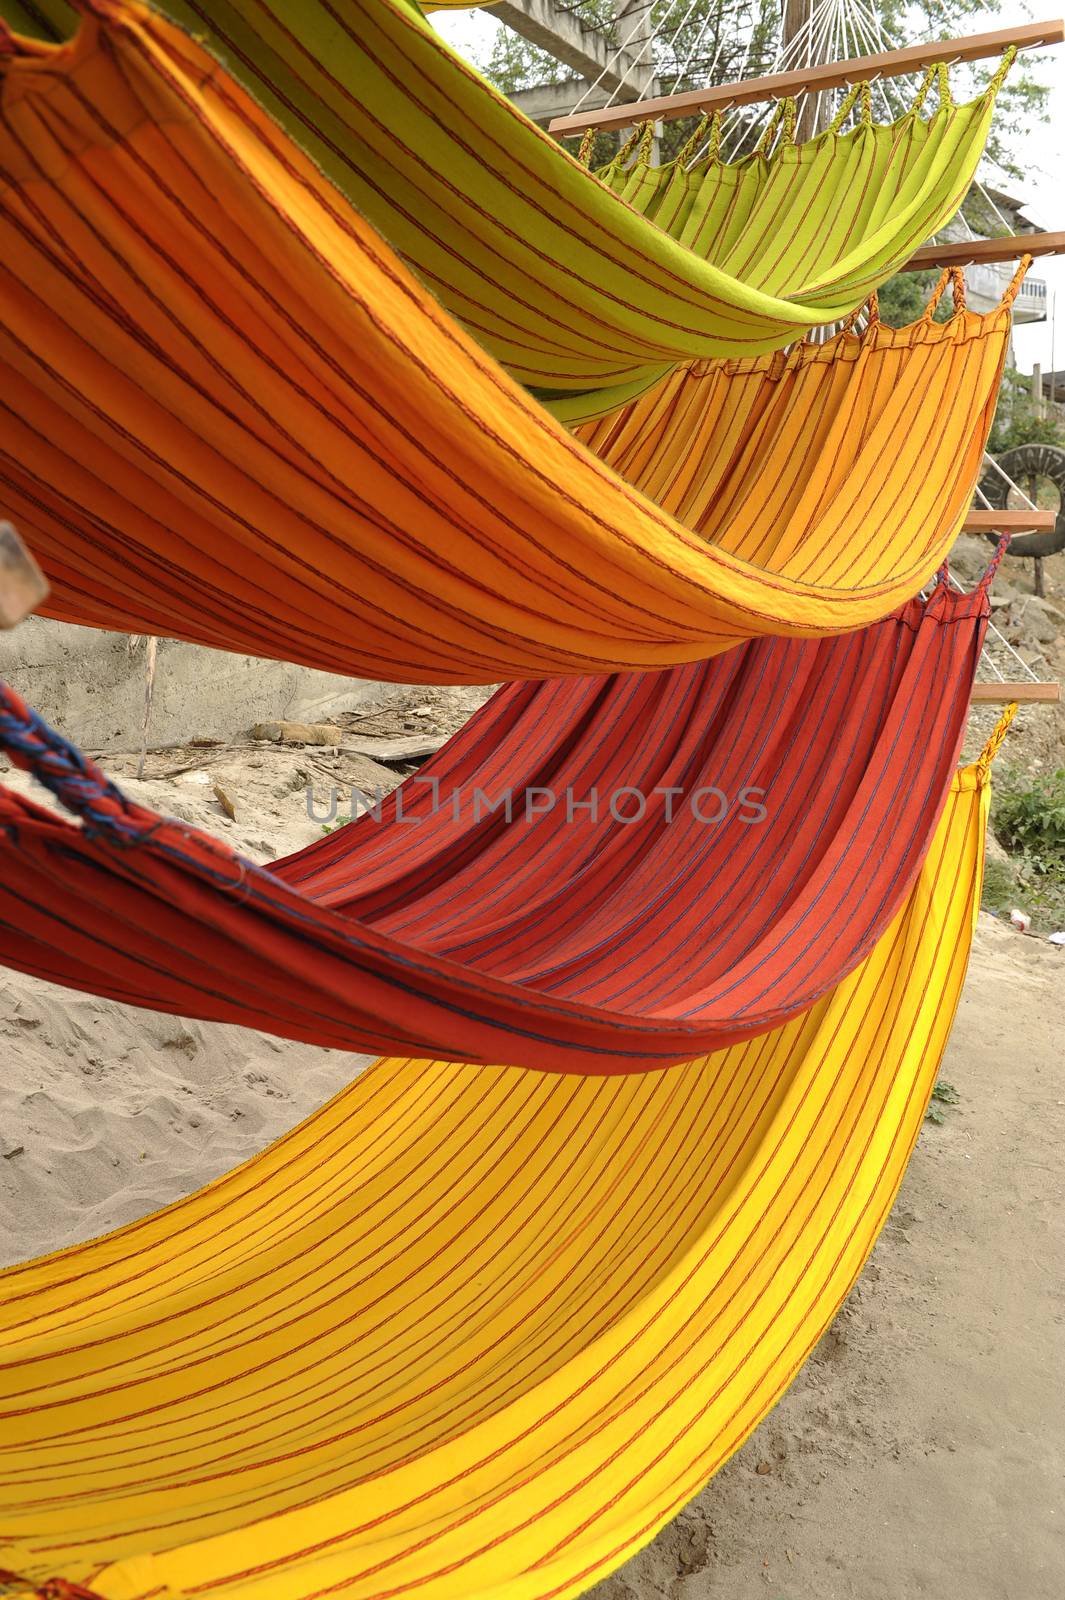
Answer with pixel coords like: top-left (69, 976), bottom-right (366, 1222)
top-left (0, 5), bottom-right (1020, 683)
top-left (0, 0), bottom-right (1013, 415)
top-left (0, 719), bottom-right (1007, 1600)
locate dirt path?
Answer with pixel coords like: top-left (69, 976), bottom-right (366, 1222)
top-left (594, 917), bottom-right (1065, 1600)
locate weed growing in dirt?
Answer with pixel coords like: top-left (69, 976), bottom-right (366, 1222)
top-left (993, 767), bottom-right (1065, 876)
top-left (981, 855), bottom-right (1022, 918)
top-left (925, 1079), bottom-right (961, 1126)
top-left (989, 767), bottom-right (1065, 929)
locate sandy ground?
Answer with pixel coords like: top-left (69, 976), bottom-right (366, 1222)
top-left (594, 915), bottom-right (1065, 1600)
top-left (0, 732), bottom-right (1062, 1597)
top-left (0, 730), bottom-right (400, 1256)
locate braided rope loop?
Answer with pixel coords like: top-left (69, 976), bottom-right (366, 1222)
top-left (979, 531), bottom-right (1011, 591)
top-left (0, 681), bottom-right (144, 842)
top-left (976, 702), bottom-right (1018, 779)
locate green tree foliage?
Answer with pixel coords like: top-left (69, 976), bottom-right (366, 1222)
top-left (988, 366), bottom-right (1065, 452)
top-left (875, 268), bottom-right (953, 326)
top-left (993, 766), bottom-right (1065, 878)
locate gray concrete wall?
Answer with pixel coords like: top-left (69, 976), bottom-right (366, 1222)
top-left (0, 619), bottom-right (405, 750)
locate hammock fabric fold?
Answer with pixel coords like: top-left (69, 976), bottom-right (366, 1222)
top-left (0, 0), bottom-right (1011, 411)
top-left (0, 2), bottom-right (1017, 681)
top-left (0, 582), bottom-right (988, 1074)
top-left (571, 274), bottom-right (1007, 546)
top-left (0, 722), bottom-right (1004, 1600)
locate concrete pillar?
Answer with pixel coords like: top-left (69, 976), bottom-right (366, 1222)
top-left (614, 0), bottom-right (656, 99)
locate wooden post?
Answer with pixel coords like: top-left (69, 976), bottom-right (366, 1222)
top-left (0, 522), bottom-right (48, 630)
top-left (783, 0), bottom-right (830, 143)
top-left (614, 0), bottom-right (659, 159)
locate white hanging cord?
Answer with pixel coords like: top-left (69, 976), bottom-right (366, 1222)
top-left (857, 0), bottom-right (965, 240)
top-left (694, 0), bottom-right (838, 166)
top-left (919, 0), bottom-right (1035, 233)
top-left (982, 450), bottom-right (1043, 510)
top-left (964, 593), bottom-right (1010, 682)
top-left (910, 0), bottom-right (1049, 688)
top-left (719, 0), bottom-right (840, 161)
top-left (847, 0), bottom-right (908, 120)
top-left (948, 569), bottom-right (1042, 682)
top-left (714, 5), bottom-right (806, 157)
top-left (569, 0), bottom-right (684, 115)
top-left (942, 566), bottom-right (1040, 686)
top-left (665, 1), bottom-right (724, 96)
top-left (971, 178), bottom-right (1022, 234)
top-left (802, 0), bottom-right (842, 140)
top-left (957, 440), bottom-right (1045, 685)
top-left (882, 0), bottom-right (1047, 692)
top-left (830, 0), bottom-right (848, 105)
top-left (585, 0), bottom-right (1029, 171)
top-left (846, 1), bottom-right (988, 248)
top-left (580, 0), bottom-right (736, 121)
top-left (624, 0), bottom-right (708, 105)
top-left (802, 0), bottom-right (848, 120)
top-left (686, 0), bottom-right (837, 167)
top-left (971, 472), bottom-right (1040, 520)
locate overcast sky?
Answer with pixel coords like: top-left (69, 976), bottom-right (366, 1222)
top-left (433, 2), bottom-right (1063, 376)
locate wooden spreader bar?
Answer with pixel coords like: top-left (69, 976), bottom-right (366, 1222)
top-left (549, 20), bottom-right (1065, 136)
top-left (963, 510), bottom-right (1056, 532)
top-left (970, 682), bottom-right (1061, 703)
top-left (902, 230), bottom-right (1065, 269)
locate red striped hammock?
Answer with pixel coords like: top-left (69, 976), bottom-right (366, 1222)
top-left (0, 580), bottom-right (989, 1075)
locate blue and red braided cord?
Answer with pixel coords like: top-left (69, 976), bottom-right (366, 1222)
top-left (0, 682), bottom-right (146, 842)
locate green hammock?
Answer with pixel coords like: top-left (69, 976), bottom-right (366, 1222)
top-left (0, 0), bottom-right (1010, 416)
